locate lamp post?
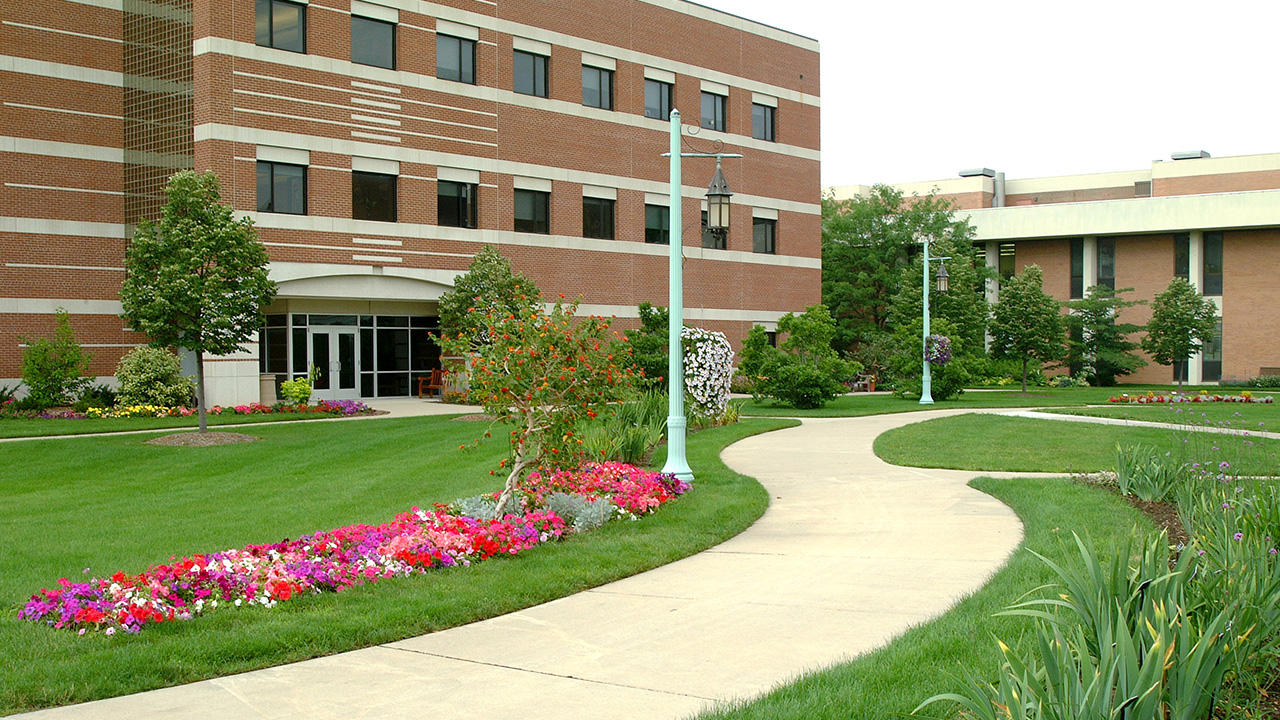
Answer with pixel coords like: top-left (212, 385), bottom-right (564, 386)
top-left (919, 236), bottom-right (950, 405)
top-left (661, 109), bottom-right (740, 482)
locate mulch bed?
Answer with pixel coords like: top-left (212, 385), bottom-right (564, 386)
top-left (1125, 496), bottom-right (1189, 548)
top-left (146, 432), bottom-right (260, 447)
top-left (453, 414), bottom-right (496, 422)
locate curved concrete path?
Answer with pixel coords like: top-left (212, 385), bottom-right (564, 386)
top-left (17, 409), bottom-right (1027, 720)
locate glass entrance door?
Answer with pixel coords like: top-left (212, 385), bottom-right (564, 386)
top-left (310, 329), bottom-right (359, 401)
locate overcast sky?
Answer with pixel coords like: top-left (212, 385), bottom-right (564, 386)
top-left (692, 0), bottom-right (1280, 188)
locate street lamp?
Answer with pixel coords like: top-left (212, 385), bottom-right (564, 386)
top-left (661, 109), bottom-right (741, 482)
top-left (920, 236), bottom-right (950, 406)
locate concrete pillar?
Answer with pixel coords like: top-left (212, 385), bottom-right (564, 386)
top-left (1186, 230), bottom-right (1204, 385)
top-left (1083, 236), bottom-right (1098, 292)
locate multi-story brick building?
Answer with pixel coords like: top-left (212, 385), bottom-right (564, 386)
top-left (831, 151), bottom-right (1280, 385)
top-left (2, 0), bottom-right (821, 404)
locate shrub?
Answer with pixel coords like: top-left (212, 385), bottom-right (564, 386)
top-left (115, 347), bottom-right (194, 407)
top-left (1250, 375), bottom-right (1280, 389)
top-left (886, 318), bottom-right (968, 401)
top-left (21, 309), bottom-right (92, 409)
top-left (73, 383), bottom-right (118, 413)
top-left (580, 391), bottom-right (666, 465)
top-left (741, 305), bottom-right (861, 410)
top-left (279, 376), bottom-right (313, 405)
top-left (542, 492), bottom-right (615, 532)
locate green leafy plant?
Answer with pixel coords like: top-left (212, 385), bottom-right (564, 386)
top-left (20, 309), bottom-right (92, 409)
top-left (1114, 443), bottom-right (1181, 502)
top-left (1141, 278), bottom-right (1218, 390)
top-left (887, 318), bottom-right (968, 401)
top-left (739, 305), bottom-right (860, 409)
top-left (279, 376), bottom-right (313, 405)
top-left (114, 347), bottom-right (194, 407)
top-left (437, 245), bottom-right (541, 349)
top-left (1064, 285), bottom-right (1146, 386)
top-left (580, 390), bottom-right (666, 465)
top-left (989, 265), bottom-right (1065, 393)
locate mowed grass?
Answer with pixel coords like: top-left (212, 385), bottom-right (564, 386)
top-left (0, 415), bottom-right (791, 715)
top-left (873, 414), bottom-right (1280, 474)
top-left (697, 476), bottom-right (1152, 720)
top-left (0, 411), bottom-right (353, 438)
top-left (1044, 400), bottom-right (1278, 428)
top-left (737, 385), bottom-right (1191, 418)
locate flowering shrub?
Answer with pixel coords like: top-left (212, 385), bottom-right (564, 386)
top-left (81, 401), bottom-right (376, 419)
top-left (923, 334), bottom-right (952, 365)
top-left (1108, 392), bottom-right (1274, 404)
top-left (21, 462), bottom-right (685, 636)
top-left (681, 326), bottom-right (734, 418)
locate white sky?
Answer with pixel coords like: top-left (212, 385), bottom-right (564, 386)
top-left (691, 0), bottom-right (1280, 188)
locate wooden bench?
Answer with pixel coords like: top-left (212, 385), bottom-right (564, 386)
top-left (417, 368), bottom-right (446, 399)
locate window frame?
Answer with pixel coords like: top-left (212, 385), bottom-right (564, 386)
top-left (256, 0), bottom-right (307, 53)
top-left (438, 180), bottom-right (478, 229)
top-left (701, 91), bottom-right (726, 132)
top-left (1203, 231), bottom-right (1224, 296)
top-left (752, 217), bottom-right (777, 254)
top-left (352, 170), bottom-right (397, 222)
top-left (256, 160), bottom-right (307, 215)
top-left (1174, 233), bottom-right (1190, 281)
top-left (701, 210), bottom-right (725, 250)
top-left (1096, 236), bottom-right (1116, 291)
top-left (751, 102), bottom-right (775, 141)
top-left (997, 241), bottom-right (1015, 281)
top-left (436, 33), bottom-right (476, 85)
top-left (1069, 237), bottom-right (1084, 299)
top-left (513, 49), bottom-right (549, 98)
top-left (581, 65), bottom-right (613, 110)
top-left (582, 196), bottom-right (615, 240)
top-left (351, 14), bottom-right (395, 70)
top-left (644, 204), bottom-right (670, 245)
top-left (644, 78), bottom-right (673, 121)
top-left (513, 189), bottom-right (550, 234)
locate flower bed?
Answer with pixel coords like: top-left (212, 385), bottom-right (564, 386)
top-left (1109, 391), bottom-right (1274, 404)
top-left (20, 463), bottom-right (684, 636)
top-left (78, 401), bottom-right (376, 419)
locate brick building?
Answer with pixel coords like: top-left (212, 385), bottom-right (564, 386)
top-left (2, 0), bottom-right (821, 404)
top-left (831, 151), bottom-right (1280, 385)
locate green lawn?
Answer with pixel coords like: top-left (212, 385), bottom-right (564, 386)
top-left (697, 476), bottom-right (1152, 719)
top-left (736, 385), bottom-right (1194, 418)
top-left (0, 415), bottom-right (791, 715)
top-left (0, 411), bottom-right (357, 438)
top-left (1044, 400), bottom-right (1278, 428)
top-left (873, 414), bottom-right (1280, 474)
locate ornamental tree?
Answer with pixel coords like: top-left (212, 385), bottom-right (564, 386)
top-left (1063, 285), bottom-right (1146, 386)
top-left (442, 296), bottom-right (634, 517)
top-left (823, 186), bottom-right (981, 354)
top-left (742, 305), bottom-right (860, 409)
top-left (1142, 278), bottom-right (1219, 389)
top-left (20, 308), bottom-right (93, 408)
top-left (989, 265), bottom-right (1066, 393)
top-left (120, 170), bottom-right (276, 433)
top-left (438, 245), bottom-right (541, 348)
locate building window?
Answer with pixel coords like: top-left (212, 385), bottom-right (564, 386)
top-left (751, 103), bottom-right (775, 141)
top-left (352, 171), bottom-right (396, 222)
top-left (1202, 319), bottom-right (1223, 382)
top-left (645, 78), bottom-right (673, 120)
top-left (998, 241), bottom-right (1015, 281)
top-left (255, 0), bottom-right (306, 53)
top-left (1174, 233), bottom-right (1190, 281)
top-left (438, 180), bottom-right (477, 229)
top-left (1069, 238), bottom-right (1084, 299)
top-left (753, 217), bottom-right (776, 254)
top-left (1203, 231), bottom-right (1224, 296)
top-left (1096, 237), bottom-right (1115, 291)
top-left (514, 50), bottom-right (548, 98)
top-left (437, 34), bottom-right (475, 84)
top-left (701, 91), bottom-right (726, 131)
top-left (582, 196), bottom-right (615, 240)
top-left (256, 161), bottom-right (306, 215)
top-left (514, 189), bottom-right (550, 234)
top-left (644, 204), bottom-right (669, 244)
top-left (701, 210), bottom-right (725, 250)
top-left (352, 16), bottom-right (394, 69)
top-left (582, 65), bottom-right (613, 109)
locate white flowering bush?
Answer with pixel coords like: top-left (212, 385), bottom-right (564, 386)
top-left (681, 326), bottom-right (734, 419)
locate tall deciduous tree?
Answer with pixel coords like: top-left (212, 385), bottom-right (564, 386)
top-left (120, 170), bottom-right (276, 432)
top-left (438, 245), bottom-right (541, 348)
top-left (822, 186), bottom-right (979, 354)
top-left (1064, 285), bottom-right (1146, 386)
top-left (1141, 278), bottom-right (1219, 389)
top-left (442, 297), bottom-right (634, 517)
top-left (989, 265), bottom-right (1065, 393)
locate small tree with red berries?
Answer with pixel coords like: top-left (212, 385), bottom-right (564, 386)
top-left (442, 296), bottom-right (634, 517)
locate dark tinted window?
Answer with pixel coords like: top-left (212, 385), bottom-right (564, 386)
top-left (256, 0), bottom-right (306, 52)
top-left (514, 50), bottom-right (548, 97)
top-left (1174, 233), bottom-right (1190, 280)
top-left (582, 66), bottom-right (613, 109)
top-left (701, 210), bottom-right (724, 249)
top-left (644, 204), bottom-right (669, 244)
top-left (645, 79), bottom-right (672, 120)
top-left (1203, 231), bottom-right (1223, 295)
top-left (438, 181), bottom-right (477, 228)
top-left (352, 171), bottom-right (396, 222)
top-left (437, 34), bottom-right (475, 84)
top-left (1069, 237), bottom-right (1084, 298)
top-left (352, 16), bottom-right (394, 69)
top-left (701, 91), bottom-right (726, 131)
top-left (753, 217), bottom-right (776, 254)
top-left (751, 103), bottom-right (774, 141)
top-left (514, 189), bottom-right (550, 234)
top-left (582, 196), bottom-right (615, 239)
top-left (1097, 237), bottom-right (1115, 291)
top-left (256, 161), bottom-right (306, 214)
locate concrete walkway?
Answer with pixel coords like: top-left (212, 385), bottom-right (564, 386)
top-left (1002, 408), bottom-right (1280, 441)
top-left (16, 409), bottom-right (1028, 720)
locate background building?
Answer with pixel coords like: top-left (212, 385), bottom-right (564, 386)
top-left (2, 0), bottom-right (821, 404)
top-left (831, 151), bottom-right (1280, 385)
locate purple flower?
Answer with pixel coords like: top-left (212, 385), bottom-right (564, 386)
top-left (1234, 532), bottom-right (1244, 541)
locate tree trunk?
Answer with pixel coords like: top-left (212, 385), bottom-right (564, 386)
top-left (493, 453), bottom-right (533, 518)
top-left (1021, 357), bottom-right (1028, 394)
top-left (195, 354), bottom-right (208, 433)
